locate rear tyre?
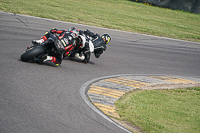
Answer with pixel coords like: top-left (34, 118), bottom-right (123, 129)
top-left (21, 46), bottom-right (45, 62)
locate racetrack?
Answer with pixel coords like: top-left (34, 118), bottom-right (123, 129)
top-left (0, 11), bottom-right (200, 133)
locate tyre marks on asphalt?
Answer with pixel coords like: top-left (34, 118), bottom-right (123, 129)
top-left (87, 76), bottom-right (200, 118)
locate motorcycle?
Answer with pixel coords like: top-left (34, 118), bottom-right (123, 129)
top-left (21, 32), bottom-right (104, 64)
top-left (20, 35), bottom-right (65, 64)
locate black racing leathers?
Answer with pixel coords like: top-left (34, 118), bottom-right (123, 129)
top-left (39, 28), bottom-right (81, 64)
top-left (80, 29), bottom-right (107, 61)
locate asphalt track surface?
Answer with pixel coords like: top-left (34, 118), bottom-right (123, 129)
top-left (0, 11), bottom-right (200, 133)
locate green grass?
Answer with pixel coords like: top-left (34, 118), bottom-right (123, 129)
top-left (0, 0), bottom-right (200, 42)
top-left (115, 87), bottom-right (200, 133)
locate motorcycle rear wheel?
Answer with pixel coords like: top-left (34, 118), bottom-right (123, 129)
top-left (21, 45), bottom-right (45, 62)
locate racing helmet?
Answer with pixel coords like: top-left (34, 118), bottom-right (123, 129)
top-left (101, 34), bottom-right (111, 44)
top-left (69, 27), bottom-right (80, 37)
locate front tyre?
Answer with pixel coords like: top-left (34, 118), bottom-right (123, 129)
top-left (20, 45), bottom-right (45, 62)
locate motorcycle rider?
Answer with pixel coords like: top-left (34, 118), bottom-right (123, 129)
top-left (74, 29), bottom-right (111, 63)
top-left (33, 27), bottom-right (111, 64)
top-left (32, 27), bottom-right (86, 66)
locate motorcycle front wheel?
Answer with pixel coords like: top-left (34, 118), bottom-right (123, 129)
top-left (20, 45), bottom-right (45, 62)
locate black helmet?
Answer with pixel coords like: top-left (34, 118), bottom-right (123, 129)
top-left (101, 34), bottom-right (111, 44)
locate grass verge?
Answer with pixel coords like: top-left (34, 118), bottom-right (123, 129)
top-left (115, 87), bottom-right (200, 133)
top-left (0, 0), bottom-right (200, 42)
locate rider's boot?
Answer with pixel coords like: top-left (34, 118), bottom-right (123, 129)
top-left (42, 55), bottom-right (52, 62)
top-left (42, 55), bottom-right (60, 67)
top-left (36, 55), bottom-right (50, 63)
